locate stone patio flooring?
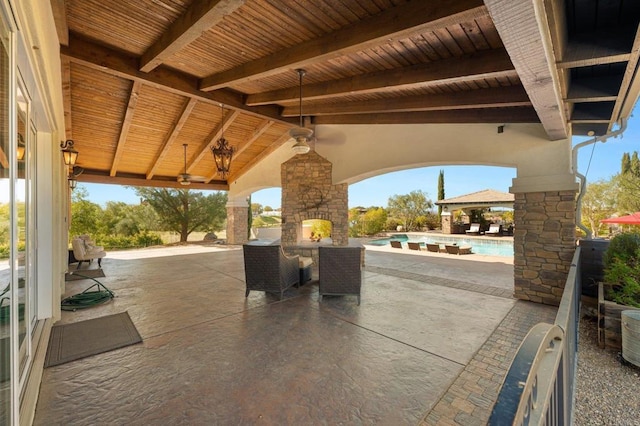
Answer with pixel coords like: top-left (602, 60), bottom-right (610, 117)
top-left (34, 243), bottom-right (556, 425)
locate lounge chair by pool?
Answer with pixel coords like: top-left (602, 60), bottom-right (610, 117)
top-left (465, 223), bottom-right (481, 235)
top-left (485, 224), bottom-right (502, 236)
top-left (445, 244), bottom-right (472, 255)
top-left (390, 240), bottom-right (403, 249)
top-left (407, 242), bottom-right (422, 251)
top-left (426, 243), bottom-right (440, 253)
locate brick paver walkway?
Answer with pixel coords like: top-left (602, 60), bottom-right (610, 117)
top-left (365, 263), bottom-right (558, 425)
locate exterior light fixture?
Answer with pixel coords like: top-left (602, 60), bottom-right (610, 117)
top-left (68, 177), bottom-right (77, 190)
top-left (60, 139), bottom-right (78, 166)
top-left (210, 104), bottom-right (234, 179)
top-left (290, 69), bottom-right (312, 154)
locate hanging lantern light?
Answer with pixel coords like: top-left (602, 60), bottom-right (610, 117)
top-left (210, 104), bottom-right (234, 179)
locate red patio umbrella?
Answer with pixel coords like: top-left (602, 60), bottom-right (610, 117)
top-left (601, 212), bottom-right (640, 225)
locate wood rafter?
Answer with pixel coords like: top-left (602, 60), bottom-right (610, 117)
top-left (282, 86), bottom-right (531, 116)
top-left (140, 0), bottom-right (246, 72)
top-left (246, 49), bottom-right (516, 106)
top-left (147, 98), bottom-right (198, 180)
top-left (61, 35), bottom-right (295, 126)
top-left (558, 29), bottom-right (635, 69)
top-left (233, 119), bottom-right (274, 158)
top-left (110, 80), bottom-right (142, 177)
top-left (0, 146), bottom-right (8, 169)
top-left (199, 0), bottom-right (487, 91)
top-left (221, 130), bottom-right (291, 183)
top-left (188, 109), bottom-right (240, 175)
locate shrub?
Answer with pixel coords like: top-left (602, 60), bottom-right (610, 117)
top-left (603, 232), bottom-right (640, 307)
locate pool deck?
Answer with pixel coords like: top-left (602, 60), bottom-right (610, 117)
top-left (34, 241), bottom-right (556, 425)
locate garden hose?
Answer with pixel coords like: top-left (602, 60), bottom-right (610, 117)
top-left (61, 273), bottom-right (115, 311)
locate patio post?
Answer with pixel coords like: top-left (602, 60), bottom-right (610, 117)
top-left (225, 196), bottom-right (249, 245)
top-left (511, 179), bottom-right (578, 305)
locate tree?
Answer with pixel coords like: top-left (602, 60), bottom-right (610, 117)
top-left (251, 202), bottom-right (263, 216)
top-left (437, 169), bottom-right (445, 217)
top-left (134, 187), bottom-right (227, 242)
top-left (348, 207), bottom-right (386, 236)
top-left (615, 151), bottom-right (640, 213)
top-left (581, 179), bottom-right (617, 237)
top-left (387, 190), bottom-right (433, 231)
top-left (69, 187), bottom-right (103, 238)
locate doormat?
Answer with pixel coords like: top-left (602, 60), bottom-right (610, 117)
top-left (65, 269), bottom-right (105, 281)
top-left (45, 311), bottom-right (142, 368)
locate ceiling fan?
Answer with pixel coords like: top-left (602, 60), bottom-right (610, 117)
top-left (177, 144), bottom-right (206, 186)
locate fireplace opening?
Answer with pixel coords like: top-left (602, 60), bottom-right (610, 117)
top-left (299, 219), bottom-right (332, 244)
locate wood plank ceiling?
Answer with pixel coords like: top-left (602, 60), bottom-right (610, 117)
top-left (51, 0), bottom-right (640, 190)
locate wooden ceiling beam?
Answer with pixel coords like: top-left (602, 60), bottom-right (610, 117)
top-left (312, 107), bottom-right (540, 125)
top-left (50, 0), bottom-right (69, 46)
top-left (557, 29), bottom-right (635, 69)
top-left (485, 0), bottom-right (567, 140)
top-left (199, 0), bottom-right (487, 91)
top-left (61, 34), bottom-right (295, 126)
top-left (110, 80), bottom-right (142, 177)
top-left (567, 75), bottom-right (622, 103)
top-left (61, 57), bottom-right (72, 139)
top-left (246, 49), bottom-right (516, 106)
top-left (282, 86), bottom-right (531, 116)
top-left (147, 98), bottom-right (198, 180)
top-left (188, 109), bottom-right (240, 175)
top-left (140, 0), bottom-right (246, 72)
top-left (79, 168), bottom-right (228, 191)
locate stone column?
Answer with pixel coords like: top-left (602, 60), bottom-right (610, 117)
top-left (513, 190), bottom-right (577, 305)
top-left (225, 197), bottom-right (249, 245)
top-left (441, 211), bottom-right (452, 234)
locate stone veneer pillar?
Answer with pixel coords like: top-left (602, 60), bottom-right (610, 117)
top-left (441, 211), bottom-right (452, 234)
top-left (226, 200), bottom-right (249, 245)
top-left (513, 190), bottom-right (577, 305)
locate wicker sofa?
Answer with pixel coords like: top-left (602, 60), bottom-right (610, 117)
top-left (242, 244), bottom-right (300, 299)
top-left (318, 246), bottom-right (363, 305)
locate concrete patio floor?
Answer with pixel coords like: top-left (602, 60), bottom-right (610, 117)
top-left (34, 243), bottom-right (556, 425)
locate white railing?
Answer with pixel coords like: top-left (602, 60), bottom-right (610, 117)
top-left (489, 247), bottom-right (581, 425)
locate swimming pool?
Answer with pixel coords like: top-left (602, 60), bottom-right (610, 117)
top-left (367, 234), bottom-right (514, 257)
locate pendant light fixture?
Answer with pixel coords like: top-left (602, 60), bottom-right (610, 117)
top-left (290, 69), bottom-right (312, 154)
top-left (210, 103), bottom-right (234, 179)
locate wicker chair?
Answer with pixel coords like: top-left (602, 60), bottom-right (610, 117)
top-left (242, 244), bottom-right (300, 299)
top-left (319, 246), bottom-right (363, 305)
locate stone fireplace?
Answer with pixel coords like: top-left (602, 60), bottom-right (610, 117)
top-left (280, 151), bottom-right (348, 262)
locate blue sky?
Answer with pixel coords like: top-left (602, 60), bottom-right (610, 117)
top-left (80, 117), bottom-right (640, 209)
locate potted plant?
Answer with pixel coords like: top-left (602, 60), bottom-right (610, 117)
top-left (598, 231), bottom-right (640, 349)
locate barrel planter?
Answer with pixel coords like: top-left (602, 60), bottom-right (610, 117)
top-left (598, 282), bottom-right (640, 350)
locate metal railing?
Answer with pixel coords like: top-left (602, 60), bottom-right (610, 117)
top-left (489, 247), bottom-right (582, 425)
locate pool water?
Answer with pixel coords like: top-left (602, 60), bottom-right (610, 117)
top-left (367, 234), bottom-right (514, 257)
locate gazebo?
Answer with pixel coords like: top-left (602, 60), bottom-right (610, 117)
top-left (436, 189), bottom-right (515, 234)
